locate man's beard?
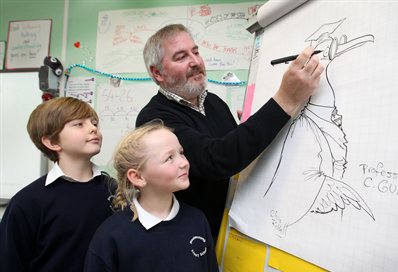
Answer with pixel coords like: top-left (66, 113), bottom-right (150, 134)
top-left (163, 68), bottom-right (207, 101)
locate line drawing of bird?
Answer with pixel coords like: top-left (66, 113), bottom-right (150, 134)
top-left (264, 18), bottom-right (375, 237)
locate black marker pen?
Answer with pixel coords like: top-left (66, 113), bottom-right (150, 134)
top-left (271, 50), bottom-right (323, 66)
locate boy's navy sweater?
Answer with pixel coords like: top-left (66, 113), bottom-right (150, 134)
top-left (84, 202), bottom-right (219, 272)
top-left (136, 92), bottom-right (290, 237)
top-left (0, 174), bottom-right (115, 272)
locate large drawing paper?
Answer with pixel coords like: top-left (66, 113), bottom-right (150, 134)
top-left (229, 1), bottom-right (398, 271)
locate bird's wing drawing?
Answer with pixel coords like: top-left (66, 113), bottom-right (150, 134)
top-left (310, 175), bottom-right (375, 220)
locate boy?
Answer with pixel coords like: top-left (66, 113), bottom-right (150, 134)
top-left (0, 97), bottom-right (115, 272)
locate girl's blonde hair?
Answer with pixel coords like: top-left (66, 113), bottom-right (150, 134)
top-left (112, 120), bottom-right (172, 220)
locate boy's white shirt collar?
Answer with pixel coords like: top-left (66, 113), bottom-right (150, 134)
top-left (45, 162), bottom-right (102, 186)
top-left (133, 193), bottom-right (180, 230)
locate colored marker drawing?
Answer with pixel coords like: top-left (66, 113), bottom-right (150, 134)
top-left (264, 18), bottom-right (375, 237)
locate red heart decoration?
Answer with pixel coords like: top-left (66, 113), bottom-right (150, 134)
top-left (74, 41), bottom-right (80, 48)
top-left (42, 92), bottom-right (54, 101)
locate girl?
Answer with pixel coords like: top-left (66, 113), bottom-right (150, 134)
top-left (84, 121), bottom-right (218, 272)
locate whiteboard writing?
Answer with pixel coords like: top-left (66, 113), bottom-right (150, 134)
top-left (93, 81), bottom-right (157, 167)
top-left (92, 80), bottom-right (245, 168)
top-left (96, 2), bottom-right (261, 73)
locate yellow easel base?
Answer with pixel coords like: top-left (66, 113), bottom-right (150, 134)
top-left (269, 246), bottom-right (327, 272)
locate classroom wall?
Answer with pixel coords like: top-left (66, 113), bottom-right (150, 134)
top-left (0, 0), bottom-right (253, 81)
top-left (0, 0), bottom-right (64, 58)
top-left (66, 0), bottom-right (253, 73)
top-left (0, 0), bottom-right (256, 204)
top-left (0, 0), bottom-right (255, 178)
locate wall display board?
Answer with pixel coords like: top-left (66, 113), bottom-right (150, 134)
top-left (229, 1), bottom-right (398, 271)
top-left (5, 19), bottom-right (52, 70)
top-left (0, 41), bottom-right (5, 70)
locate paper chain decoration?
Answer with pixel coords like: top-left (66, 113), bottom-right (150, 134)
top-left (66, 64), bottom-right (247, 86)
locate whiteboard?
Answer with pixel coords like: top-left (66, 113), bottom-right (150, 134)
top-left (0, 72), bottom-right (43, 199)
top-left (95, 2), bottom-right (262, 73)
top-left (91, 80), bottom-right (246, 172)
top-left (229, 1), bottom-right (398, 271)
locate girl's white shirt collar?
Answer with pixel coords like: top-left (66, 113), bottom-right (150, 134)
top-left (133, 193), bottom-right (180, 230)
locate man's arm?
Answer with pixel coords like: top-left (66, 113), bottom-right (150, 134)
top-left (137, 95), bottom-right (290, 180)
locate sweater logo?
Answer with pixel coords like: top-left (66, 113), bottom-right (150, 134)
top-left (190, 235), bottom-right (207, 258)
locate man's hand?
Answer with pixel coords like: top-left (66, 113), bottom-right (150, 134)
top-left (273, 46), bottom-right (325, 116)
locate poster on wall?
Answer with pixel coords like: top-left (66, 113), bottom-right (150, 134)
top-left (0, 41), bottom-right (5, 70)
top-left (96, 2), bottom-right (262, 73)
top-left (5, 19), bottom-right (52, 71)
